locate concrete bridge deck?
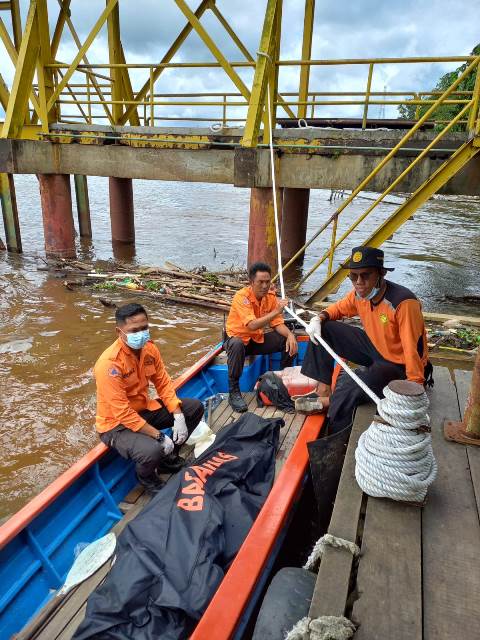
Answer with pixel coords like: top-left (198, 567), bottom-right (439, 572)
top-left (1, 124), bottom-right (479, 195)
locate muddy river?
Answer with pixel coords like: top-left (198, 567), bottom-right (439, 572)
top-left (0, 175), bottom-right (479, 519)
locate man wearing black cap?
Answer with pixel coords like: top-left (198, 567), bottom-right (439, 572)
top-left (299, 246), bottom-right (432, 433)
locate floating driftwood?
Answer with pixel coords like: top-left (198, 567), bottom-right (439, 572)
top-left (46, 258), bottom-right (247, 313)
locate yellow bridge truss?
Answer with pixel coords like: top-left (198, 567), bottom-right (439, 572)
top-left (0, 0), bottom-right (479, 301)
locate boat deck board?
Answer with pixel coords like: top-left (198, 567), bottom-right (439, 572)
top-left (19, 394), bottom-right (305, 640)
top-left (309, 366), bottom-right (480, 640)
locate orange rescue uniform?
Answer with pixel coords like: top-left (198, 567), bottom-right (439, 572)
top-left (94, 338), bottom-right (180, 433)
top-left (325, 285), bottom-right (428, 384)
top-left (226, 286), bottom-right (284, 345)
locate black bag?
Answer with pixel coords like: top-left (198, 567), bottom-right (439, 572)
top-left (73, 412), bottom-right (282, 640)
top-left (256, 371), bottom-right (295, 413)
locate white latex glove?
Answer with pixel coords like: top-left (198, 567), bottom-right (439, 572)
top-left (172, 412), bottom-right (188, 445)
top-left (306, 315), bottom-right (322, 345)
top-left (159, 433), bottom-right (174, 455)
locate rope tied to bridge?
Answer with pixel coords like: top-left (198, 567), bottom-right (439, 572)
top-left (285, 615), bottom-right (356, 640)
top-left (303, 534), bottom-right (360, 571)
top-left (260, 55), bottom-right (436, 505)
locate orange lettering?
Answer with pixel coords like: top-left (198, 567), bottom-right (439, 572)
top-left (182, 481), bottom-right (205, 495)
top-left (184, 471), bottom-right (204, 485)
top-left (191, 464), bottom-right (215, 484)
top-left (216, 451), bottom-right (238, 461)
top-left (202, 462), bottom-right (219, 471)
top-left (177, 496), bottom-right (204, 511)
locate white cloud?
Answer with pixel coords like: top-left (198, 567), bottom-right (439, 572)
top-left (1, 0), bottom-right (478, 123)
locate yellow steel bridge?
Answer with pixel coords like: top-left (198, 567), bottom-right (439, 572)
top-left (0, 0), bottom-right (479, 302)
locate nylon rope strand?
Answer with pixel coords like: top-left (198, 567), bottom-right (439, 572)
top-left (258, 51), bottom-right (436, 504)
top-left (258, 50), bottom-right (379, 405)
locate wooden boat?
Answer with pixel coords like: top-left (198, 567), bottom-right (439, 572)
top-left (0, 335), bottom-right (331, 640)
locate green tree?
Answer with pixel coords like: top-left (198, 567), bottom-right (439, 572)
top-left (398, 44), bottom-right (479, 130)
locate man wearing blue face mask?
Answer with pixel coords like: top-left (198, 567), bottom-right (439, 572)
top-left (94, 303), bottom-right (204, 493)
top-left (299, 246), bottom-right (433, 434)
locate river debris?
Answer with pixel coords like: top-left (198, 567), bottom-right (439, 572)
top-left (43, 258), bottom-right (248, 313)
top-left (41, 258), bottom-right (480, 356)
top-left (427, 324), bottom-right (480, 354)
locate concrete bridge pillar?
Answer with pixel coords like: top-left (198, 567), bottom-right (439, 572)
top-left (281, 188), bottom-right (310, 265)
top-left (38, 174), bottom-right (76, 258)
top-left (109, 177), bottom-right (135, 245)
top-left (74, 175), bottom-right (92, 238)
top-left (248, 187), bottom-right (283, 272)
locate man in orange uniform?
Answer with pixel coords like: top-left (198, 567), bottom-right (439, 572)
top-left (302, 246), bottom-right (433, 433)
top-left (95, 303), bottom-right (203, 493)
top-left (225, 262), bottom-right (298, 412)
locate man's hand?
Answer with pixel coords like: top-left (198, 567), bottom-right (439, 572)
top-left (172, 412), bottom-right (189, 445)
top-left (275, 298), bottom-right (289, 314)
top-left (306, 314), bottom-right (324, 345)
top-left (285, 331), bottom-right (298, 356)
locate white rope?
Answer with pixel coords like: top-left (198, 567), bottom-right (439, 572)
top-left (258, 52), bottom-right (380, 406)
top-left (355, 385), bottom-right (437, 502)
top-left (285, 616), bottom-right (356, 640)
top-left (303, 534), bottom-right (360, 571)
top-left (260, 53), bottom-right (436, 503)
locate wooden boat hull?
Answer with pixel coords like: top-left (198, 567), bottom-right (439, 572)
top-left (0, 337), bottom-right (326, 640)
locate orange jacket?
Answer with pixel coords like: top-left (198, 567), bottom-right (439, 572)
top-left (94, 338), bottom-right (180, 433)
top-left (226, 286), bottom-right (284, 345)
top-left (325, 281), bottom-right (428, 384)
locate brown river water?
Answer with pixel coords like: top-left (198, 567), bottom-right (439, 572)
top-left (1, 175), bottom-right (479, 519)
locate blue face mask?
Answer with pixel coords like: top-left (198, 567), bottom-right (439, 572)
top-left (122, 329), bottom-right (150, 350)
top-left (356, 278), bottom-right (381, 301)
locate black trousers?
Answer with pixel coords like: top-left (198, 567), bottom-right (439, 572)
top-left (225, 331), bottom-right (294, 385)
top-left (99, 397), bottom-right (204, 481)
top-left (301, 321), bottom-right (406, 434)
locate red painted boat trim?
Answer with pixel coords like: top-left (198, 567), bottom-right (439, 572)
top-left (0, 343), bottom-right (223, 550)
top-left (190, 362), bottom-right (340, 640)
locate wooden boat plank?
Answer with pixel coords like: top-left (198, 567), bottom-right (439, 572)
top-left (309, 403), bottom-right (373, 619)
top-left (55, 604), bottom-right (88, 640)
top-left (274, 412), bottom-right (307, 477)
top-left (353, 492), bottom-right (422, 640)
top-left (209, 398), bottom-right (232, 429)
top-left (423, 367), bottom-right (480, 640)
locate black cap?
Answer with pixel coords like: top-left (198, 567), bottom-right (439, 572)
top-left (343, 246), bottom-right (394, 271)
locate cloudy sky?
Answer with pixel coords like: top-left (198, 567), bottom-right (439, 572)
top-left (1, 0), bottom-right (479, 123)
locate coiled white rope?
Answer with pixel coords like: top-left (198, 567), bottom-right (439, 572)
top-left (260, 51), bottom-right (436, 504)
top-left (355, 383), bottom-right (437, 502)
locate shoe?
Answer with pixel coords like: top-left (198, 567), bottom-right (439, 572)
top-left (294, 393), bottom-right (324, 414)
top-left (138, 472), bottom-right (165, 495)
top-left (228, 385), bottom-right (248, 412)
top-left (156, 454), bottom-right (186, 474)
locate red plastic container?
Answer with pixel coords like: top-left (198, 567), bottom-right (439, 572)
top-left (275, 366), bottom-right (318, 397)
top-left (255, 366), bottom-right (318, 405)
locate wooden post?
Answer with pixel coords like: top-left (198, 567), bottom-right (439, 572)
top-left (74, 175), bottom-right (92, 238)
top-left (0, 173), bottom-right (22, 253)
top-left (444, 348), bottom-right (480, 446)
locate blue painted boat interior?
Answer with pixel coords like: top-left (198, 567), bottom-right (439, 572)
top-left (0, 341), bottom-right (308, 639)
